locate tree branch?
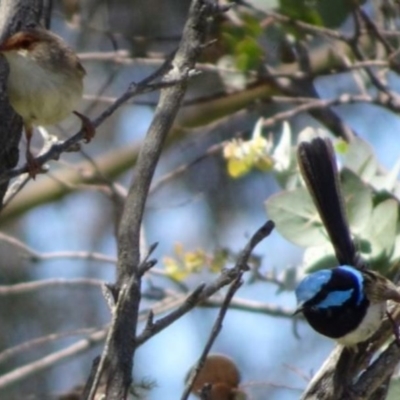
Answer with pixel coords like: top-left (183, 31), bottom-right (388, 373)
top-left (95, 1), bottom-right (218, 398)
top-left (0, 0), bottom-right (45, 207)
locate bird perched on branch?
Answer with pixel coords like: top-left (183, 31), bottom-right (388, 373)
top-left (0, 26), bottom-right (94, 178)
top-left (294, 137), bottom-right (400, 346)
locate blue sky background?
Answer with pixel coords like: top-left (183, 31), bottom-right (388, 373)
top-left (2, 2), bottom-right (400, 399)
top-left (19, 101), bottom-right (400, 399)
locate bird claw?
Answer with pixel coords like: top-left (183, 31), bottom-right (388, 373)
top-left (73, 111), bottom-right (95, 143)
top-left (26, 151), bottom-right (45, 179)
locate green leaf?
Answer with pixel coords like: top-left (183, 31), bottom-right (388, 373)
top-left (303, 244), bottom-right (339, 272)
top-left (370, 157), bottom-right (400, 193)
top-left (334, 138), bottom-right (349, 154)
top-left (343, 137), bottom-right (378, 182)
top-left (267, 169), bottom-right (374, 250)
top-left (387, 377), bottom-right (400, 400)
top-left (390, 234), bottom-right (400, 264)
top-left (362, 199), bottom-right (398, 261)
top-left (341, 168), bottom-right (373, 234)
top-left (242, 14), bottom-right (263, 37)
top-left (266, 188), bottom-right (329, 247)
top-left (234, 37), bottom-right (263, 71)
top-left (316, 0), bottom-right (360, 28)
top-left (280, 0), bottom-right (323, 26)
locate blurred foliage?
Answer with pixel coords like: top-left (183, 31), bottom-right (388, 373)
top-left (222, 119), bottom-right (274, 178)
top-left (280, 0), bottom-right (323, 26)
top-left (279, 0), bottom-right (366, 28)
top-left (388, 376), bottom-right (400, 400)
top-left (163, 243), bottom-right (229, 280)
top-left (224, 14), bottom-right (264, 71)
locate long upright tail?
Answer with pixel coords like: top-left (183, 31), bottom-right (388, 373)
top-left (297, 137), bottom-right (360, 268)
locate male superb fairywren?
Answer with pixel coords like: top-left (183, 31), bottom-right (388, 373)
top-left (294, 138), bottom-right (400, 346)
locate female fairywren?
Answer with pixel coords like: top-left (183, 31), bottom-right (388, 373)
top-left (294, 138), bottom-right (400, 346)
top-left (0, 26), bottom-right (93, 178)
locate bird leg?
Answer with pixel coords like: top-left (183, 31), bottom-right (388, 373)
top-left (24, 110), bottom-right (94, 179)
top-left (24, 124), bottom-right (43, 179)
top-left (73, 111), bottom-right (95, 143)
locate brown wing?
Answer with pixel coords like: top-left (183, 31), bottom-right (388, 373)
top-left (363, 270), bottom-right (400, 303)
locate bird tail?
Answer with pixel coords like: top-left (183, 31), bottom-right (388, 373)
top-left (297, 137), bottom-right (361, 268)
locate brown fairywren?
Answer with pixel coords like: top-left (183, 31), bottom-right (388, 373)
top-left (0, 26), bottom-right (92, 178)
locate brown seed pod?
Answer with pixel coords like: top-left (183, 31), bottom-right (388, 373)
top-left (188, 354), bottom-right (242, 399)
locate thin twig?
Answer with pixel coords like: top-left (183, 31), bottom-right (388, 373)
top-left (0, 278), bottom-right (103, 295)
top-left (0, 328), bottom-right (108, 390)
top-left (181, 275), bottom-right (243, 400)
top-left (136, 221), bottom-right (275, 346)
top-left (0, 327), bottom-right (99, 365)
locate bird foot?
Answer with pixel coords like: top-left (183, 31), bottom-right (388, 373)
top-left (73, 111), bottom-right (95, 143)
top-left (26, 151), bottom-right (45, 179)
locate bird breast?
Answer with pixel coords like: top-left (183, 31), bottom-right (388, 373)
top-left (4, 51), bottom-right (83, 126)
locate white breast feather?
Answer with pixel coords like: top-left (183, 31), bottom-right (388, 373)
top-left (4, 51), bottom-right (82, 126)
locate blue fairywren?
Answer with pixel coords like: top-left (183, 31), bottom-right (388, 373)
top-left (295, 138), bottom-right (400, 346)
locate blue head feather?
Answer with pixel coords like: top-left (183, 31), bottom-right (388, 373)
top-left (295, 265), bottom-right (365, 308)
top-left (295, 269), bottom-right (332, 305)
top-left (316, 288), bottom-right (353, 308)
top-left (337, 265), bottom-right (364, 305)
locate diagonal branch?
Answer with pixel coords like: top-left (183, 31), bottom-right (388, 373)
top-left (136, 221), bottom-right (275, 346)
top-left (92, 1), bottom-right (220, 399)
top-left (181, 275), bottom-right (243, 400)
